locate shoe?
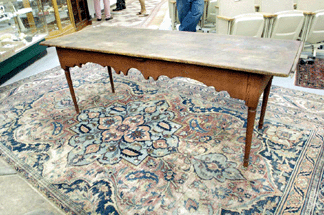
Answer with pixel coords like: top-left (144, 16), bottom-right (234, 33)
top-left (97, 18), bottom-right (102, 21)
top-left (113, 7), bottom-right (122, 11)
top-left (139, 13), bottom-right (149, 17)
top-left (105, 17), bottom-right (113, 21)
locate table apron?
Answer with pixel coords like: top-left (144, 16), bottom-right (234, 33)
top-left (57, 48), bottom-right (272, 107)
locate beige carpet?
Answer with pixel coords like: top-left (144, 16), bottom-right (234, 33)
top-left (92, 0), bottom-right (168, 29)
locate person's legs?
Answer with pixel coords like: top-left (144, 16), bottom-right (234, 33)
top-left (138, 0), bottom-right (147, 14)
top-left (177, 0), bottom-right (191, 25)
top-left (120, 0), bottom-right (126, 9)
top-left (113, 0), bottom-right (124, 10)
top-left (94, 0), bottom-right (102, 19)
top-left (177, 0), bottom-right (204, 32)
top-left (102, 0), bottom-right (111, 18)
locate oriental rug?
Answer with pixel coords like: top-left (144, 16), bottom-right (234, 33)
top-left (0, 64), bottom-right (324, 215)
top-left (295, 58), bottom-right (324, 90)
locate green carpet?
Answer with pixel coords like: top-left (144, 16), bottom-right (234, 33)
top-left (0, 64), bottom-right (324, 214)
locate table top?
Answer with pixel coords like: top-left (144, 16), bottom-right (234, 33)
top-left (41, 26), bottom-right (303, 77)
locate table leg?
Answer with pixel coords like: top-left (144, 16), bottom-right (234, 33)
top-left (244, 107), bottom-right (257, 167)
top-left (64, 68), bottom-right (80, 114)
top-left (107, 66), bottom-right (115, 93)
top-left (258, 76), bottom-right (273, 129)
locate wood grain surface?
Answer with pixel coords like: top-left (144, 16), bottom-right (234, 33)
top-left (41, 26), bottom-right (303, 77)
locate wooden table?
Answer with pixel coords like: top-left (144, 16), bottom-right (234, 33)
top-left (41, 26), bottom-right (303, 167)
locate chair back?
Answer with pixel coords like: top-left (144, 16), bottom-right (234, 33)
top-left (270, 10), bottom-right (304, 40)
top-left (306, 10), bottom-right (324, 44)
top-left (206, 0), bottom-right (219, 23)
top-left (231, 13), bottom-right (265, 37)
top-left (216, 0), bottom-right (255, 34)
top-left (218, 0), bottom-right (255, 17)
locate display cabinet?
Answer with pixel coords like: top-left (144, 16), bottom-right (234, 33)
top-left (42, 0), bottom-right (91, 40)
top-left (42, 0), bottom-right (75, 39)
top-left (0, 0), bottom-right (93, 83)
top-left (70, 0), bottom-right (91, 31)
top-left (0, 0), bottom-right (48, 82)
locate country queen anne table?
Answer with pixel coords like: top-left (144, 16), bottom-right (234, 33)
top-left (41, 26), bottom-right (303, 167)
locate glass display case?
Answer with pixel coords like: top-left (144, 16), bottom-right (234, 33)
top-left (1, 0), bottom-right (49, 82)
top-left (0, 0), bottom-right (48, 62)
top-left (41, 0), bottom-right (91, 40)
top-left (0, 0), bottom-right (91, 83)
top-left (41, 0), bottom-right (76, 39)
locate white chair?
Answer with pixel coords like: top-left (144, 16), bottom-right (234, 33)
top-left (256, 0), bottom-right (295, 38)
top-left (232, 13), bottom-right (265, 37)
top-left (206, 0), bottom-right (218, 24)
top-left (305, 10), bottom-right (324, 57)
top-left (199, 0), bottom-right (211, 28)
top-left (216, 0), bottom-right (256, 35)
top-left (217, 13), bottom-right (265, 37)
top-left (168, 0), bottom-right (178, 30)
top-left (168, 0), bottom-right (210, 30)
top-left (296, 0), bottom-right (324, 42)
top-left (269, 10), bottom-right (305, 40)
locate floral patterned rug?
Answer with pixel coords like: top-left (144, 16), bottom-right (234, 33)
top-left (0, 63), bottom-right (324, 214)
top-left (295, 58), bottom-right (324, 89)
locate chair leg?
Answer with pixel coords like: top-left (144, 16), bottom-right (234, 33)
top-left (313, 45), bottom-right (317, 58)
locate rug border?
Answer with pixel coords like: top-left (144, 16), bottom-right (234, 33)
top-left (0, 144), bottom-right (86, 215)
top-left (0, 66), bottom-right (63, 93)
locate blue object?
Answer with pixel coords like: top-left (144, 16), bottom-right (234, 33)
top-left (177, 0), bottom-right (204, 32)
